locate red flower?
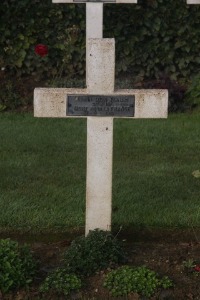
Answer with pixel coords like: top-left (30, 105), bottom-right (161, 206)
top-left (34, 44), bottom-right (48, 57)
top-left (194, 265), bottom-right (200, 272)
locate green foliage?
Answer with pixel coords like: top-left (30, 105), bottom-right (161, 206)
top-left (40, 268), bottom-right (81, 296)
top-left (103, 265), bottom-right (173, 297)
top-left (0, 0), bottom-right (85, 79)
top-left (63, 229), bottom-right (126, 276)
top-left (0, 103), bottom-right (6, 112)
top-left (0, 239), bottom-right (36, 294)
top-left (182, 258), bottom-right (196, 269)
top-left (0, 77), bottom-right (28, 111)
top-left (105, 0), bottom-right (200, 80)
top-left (142, 75), bottom-right (187, 112)
top-left (185, 73), bottom-right (200, 108)
top-left (0, 0), bottom-right (200, 80)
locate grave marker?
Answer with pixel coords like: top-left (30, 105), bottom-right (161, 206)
top-left (187, 0), bottom-right (200, 4)
top-left (34, 0), bottom-right (168, 235)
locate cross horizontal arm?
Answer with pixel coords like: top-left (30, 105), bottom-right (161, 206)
top-left (187, 0), bottom-right (200, 3)
top-left (53, 0), bottom-right (137, 3)
top-left (34, 88), bottom-right (168, 119)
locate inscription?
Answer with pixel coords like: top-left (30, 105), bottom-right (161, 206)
top-left (67, 95), bottom-right (135, 117)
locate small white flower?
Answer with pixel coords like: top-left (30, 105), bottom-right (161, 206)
top-left (1, 67), bottom-right (5, 71)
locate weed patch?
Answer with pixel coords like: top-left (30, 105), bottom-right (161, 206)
top-left (0, 239), bottom-right (36, 293)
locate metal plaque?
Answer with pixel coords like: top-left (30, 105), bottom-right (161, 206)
top-left (67, 94), bottom-right (135, 117)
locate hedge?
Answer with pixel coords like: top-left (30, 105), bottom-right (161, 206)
top-left (1, 0), bottom-right (200, 80)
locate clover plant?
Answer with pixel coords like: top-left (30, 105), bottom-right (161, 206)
top-left (103, 265), bottom-right (173, 298)
top-left (40, 268), bottom-right (82, 296)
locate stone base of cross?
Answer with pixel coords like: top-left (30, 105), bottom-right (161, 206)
top-left (34, 0), bottom-right (168, 235)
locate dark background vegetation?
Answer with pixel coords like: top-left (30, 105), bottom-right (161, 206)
top-left (0, 0), bottom-right (200, 111)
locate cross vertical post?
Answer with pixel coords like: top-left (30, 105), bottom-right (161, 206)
top-left (86, 3), bottom-right (103, 85)
top-left (86, 36), bottom-right (115, 233)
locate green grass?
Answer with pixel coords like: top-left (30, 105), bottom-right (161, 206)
top-left (0, 112), bottom-right (200, 232)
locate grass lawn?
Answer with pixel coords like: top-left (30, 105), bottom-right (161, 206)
top-left (0, 112), bottom-right (200, 233)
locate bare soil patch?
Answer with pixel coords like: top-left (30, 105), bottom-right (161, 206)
top-left (1, 228), bottom-right (200, 299)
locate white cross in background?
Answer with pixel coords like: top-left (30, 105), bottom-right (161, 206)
top-left (34, 0), bottom-right (168, 235)
top-left (187, 0), bottom-right (200, 4)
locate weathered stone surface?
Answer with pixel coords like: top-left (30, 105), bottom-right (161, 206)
top-left (87, 39), bottom-right (115, 94)
top-left (86, 117), bottom-right (113, 234)
top-left (34, 88), bottom-right (86, 118)
top-left (86, 4), bottom-right (103, 87)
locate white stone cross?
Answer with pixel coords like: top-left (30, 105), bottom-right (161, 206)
top-left (34, 0), bottom-right (168, 235)
top-left (187, 0), bottom-right (200, 3)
